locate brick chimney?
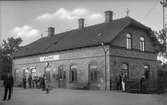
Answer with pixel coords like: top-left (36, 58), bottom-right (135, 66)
top-left (78, 18), bottom-right (84, 29)
top-left (48, 27), bottom-right (55, 37)
top-left (105, 11), bottom-right (113, 23)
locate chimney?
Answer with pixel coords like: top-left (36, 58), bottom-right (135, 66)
top-left (48, 27), bottom-right (55, 37)
top-left (78, 18), bottom-right (84, 29)
top-left (105, 11), bottom-right (113, 23)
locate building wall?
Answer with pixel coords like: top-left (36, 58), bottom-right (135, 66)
top-left (109, 25), bottom-right (158, 90)
top-left (13, 46), bottom-right (111, 90)
top-left (110, 52), bottom-right (158, 90)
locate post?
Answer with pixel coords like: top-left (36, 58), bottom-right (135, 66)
top-left (104, 51), bottom-right (107, 90)
top-left (101, 42), bottom-right (109, 91)
top-left (161, 0), bottom-right (167, 52)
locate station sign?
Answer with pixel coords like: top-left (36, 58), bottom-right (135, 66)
top-left (40, 55), bottom-right (60, 62)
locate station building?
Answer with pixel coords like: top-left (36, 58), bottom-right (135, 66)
top-left (13, 11), bottom-right (159, 90)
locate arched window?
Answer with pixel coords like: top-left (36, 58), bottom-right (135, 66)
top-left (126, 33), bottom-right (132, 49)
top-left (88, 62), bottom-right (98, 82)
top-left (144, 65), bottom-right (150, 79)
top-left (69, 65), bottom-right (77, 82)
top-left (121, 63), bottom-right (129, 79)
top-left (140, 37), bottom-right (145, 51)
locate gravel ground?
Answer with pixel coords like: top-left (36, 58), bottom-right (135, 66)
top-left (0, 87), bottom-right (167, 105)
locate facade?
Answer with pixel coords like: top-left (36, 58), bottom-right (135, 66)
top-left (13, 11), bottom-right (159, 90)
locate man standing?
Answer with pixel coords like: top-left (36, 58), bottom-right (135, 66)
top-left (23, 76), bottom-right (27, 89)
top-left (2, 73), bottom-right (14, 101)
top-left (41, 74), bottom-right (46, 91)
top-left (28, 75), bottom-right (32, 88)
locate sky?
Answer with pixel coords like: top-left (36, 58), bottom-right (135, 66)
top-left (0, 0), bottom-right (164, 46)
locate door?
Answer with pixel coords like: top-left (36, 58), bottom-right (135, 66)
top-left (58, 65), bottom-right (66, 88)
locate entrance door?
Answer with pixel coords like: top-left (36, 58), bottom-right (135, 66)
top-left (58, 65), bottom-right (66, 88)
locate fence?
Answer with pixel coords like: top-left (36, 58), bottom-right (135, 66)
top-left (157, 69), bottom-right (167, 91)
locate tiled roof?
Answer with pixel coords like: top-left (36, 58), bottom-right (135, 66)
top-left (13, 16), bottom-right (151, 58)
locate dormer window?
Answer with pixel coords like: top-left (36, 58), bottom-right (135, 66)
top-left (126, 33), bottom-right (132, 49)
top-left (140, 37), bottom-right (145, 51)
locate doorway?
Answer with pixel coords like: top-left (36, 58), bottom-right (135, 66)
top-left (58, 65), bottom-right (66, 88)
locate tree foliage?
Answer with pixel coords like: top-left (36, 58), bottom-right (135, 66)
top-left (1, 37), bottom-right (22, 57)
top-left (153, 29), bottom-right (166, 53)
top-left (0, 37), bottom-right (22, 74)
top-left (153, 29), bottom-right (167, 63)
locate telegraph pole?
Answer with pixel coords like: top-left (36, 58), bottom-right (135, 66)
top-left (161, 0), bottom-right (167, 52)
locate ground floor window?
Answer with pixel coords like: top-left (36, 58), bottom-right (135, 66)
top-left (88, 62), bottom-right (98, 82)
top-left (69, 65), bottom-right (77, 82)
top-left (121, 63), bottom-right (129, 79)
top-left (58, 65), bottom-right (64, 79)
top-left (144, 65), bottom-right (150, 79)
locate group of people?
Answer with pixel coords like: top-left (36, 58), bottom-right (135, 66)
top-left (1, 73), bottom-right (51, 101)
top-left (22, 74), bottom-right (50, 93)
top-left (23, 75), bottom-right (41, 89)
top-left (115, 72), bottom-right (148, 93)
top-left (115, 73), bottom-right (128, 92)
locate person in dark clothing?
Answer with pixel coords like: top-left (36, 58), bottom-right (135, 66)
top-left (118, 74), bottom-right (122, 90)
top-left (23, 76), bottom-right (27, 89)
top-left (39, 76), bottom-right (42, 88)
top-left (28, 75), bottom-right (32, 88)
top-left (41, 75), bottom-right (46, 91)
top-left (140, 76), bottom-right (146, 93)
top-left (34, 76), bottom-right (38, 88)
top-left (2, 73), bottom-right (14, 101)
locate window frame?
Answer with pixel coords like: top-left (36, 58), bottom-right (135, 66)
top-left (121, 63), bottom-right (129, 79)
top-left (140, 36), bottom-right (145, 51)
top-left (69, 65), bottom-right (77, 82)
top-left (144, 65), bottom-right (150, 79)
top-left (126, 33), bottom-right (132, 49)
top-left (88, 63), bottom-right (98, 82)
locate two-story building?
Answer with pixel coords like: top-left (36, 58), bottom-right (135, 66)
top-left (13, 10), bottom-right (159, 91)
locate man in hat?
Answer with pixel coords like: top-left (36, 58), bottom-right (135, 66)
top-left (2, 73), bottom-right (14, 101)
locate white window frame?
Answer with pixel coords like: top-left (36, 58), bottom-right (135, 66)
top-left (126, 33), bottom-right (132, 49)
top-left (140, 37), bottom-right (145, 51)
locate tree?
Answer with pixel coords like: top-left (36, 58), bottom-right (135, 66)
top-left (1, 37), bottom-right (22, 58)
top-left (154, 29), bottom-right (167, 63)
top-left (0, 37), bottom-right (22, 75)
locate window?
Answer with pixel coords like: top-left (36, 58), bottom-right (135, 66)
top-left (121, 63), bottom-right (129, 79)
top-left (90, 70), bottom-right (98, 81)
top-left (140, 37), bottom-right (145, 51)
top-left (88, 62), bottom-right (98, 82)
top-left (69, 65), bottom-right (77, 82)
top-left (58, 65), bottom-right (64, 79)
top-left (126, 33), bottom-right (132, 49)
top-left (144, 65), bottom-right (150, 79)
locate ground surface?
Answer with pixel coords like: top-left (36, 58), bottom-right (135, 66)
top-left (0, 87), bottom-right (167, 105)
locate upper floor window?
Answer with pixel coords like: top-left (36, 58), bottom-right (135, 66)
top-left (126, 33), bottom-right (132, 49)
top-left (140, 37), bottom-right (145, 51)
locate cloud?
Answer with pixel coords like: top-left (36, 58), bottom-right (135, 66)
top-left (11, 25), bottom-right (39, 38)
top-left (88, 13), bottom-right (103, 20)
top-left (10, 25), bottom-right (40, 45)
top-left (36, 8), bottom-right (102, 21)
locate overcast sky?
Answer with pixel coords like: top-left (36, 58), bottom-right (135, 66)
top-left (0, 0), bottom-right (164, 45)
